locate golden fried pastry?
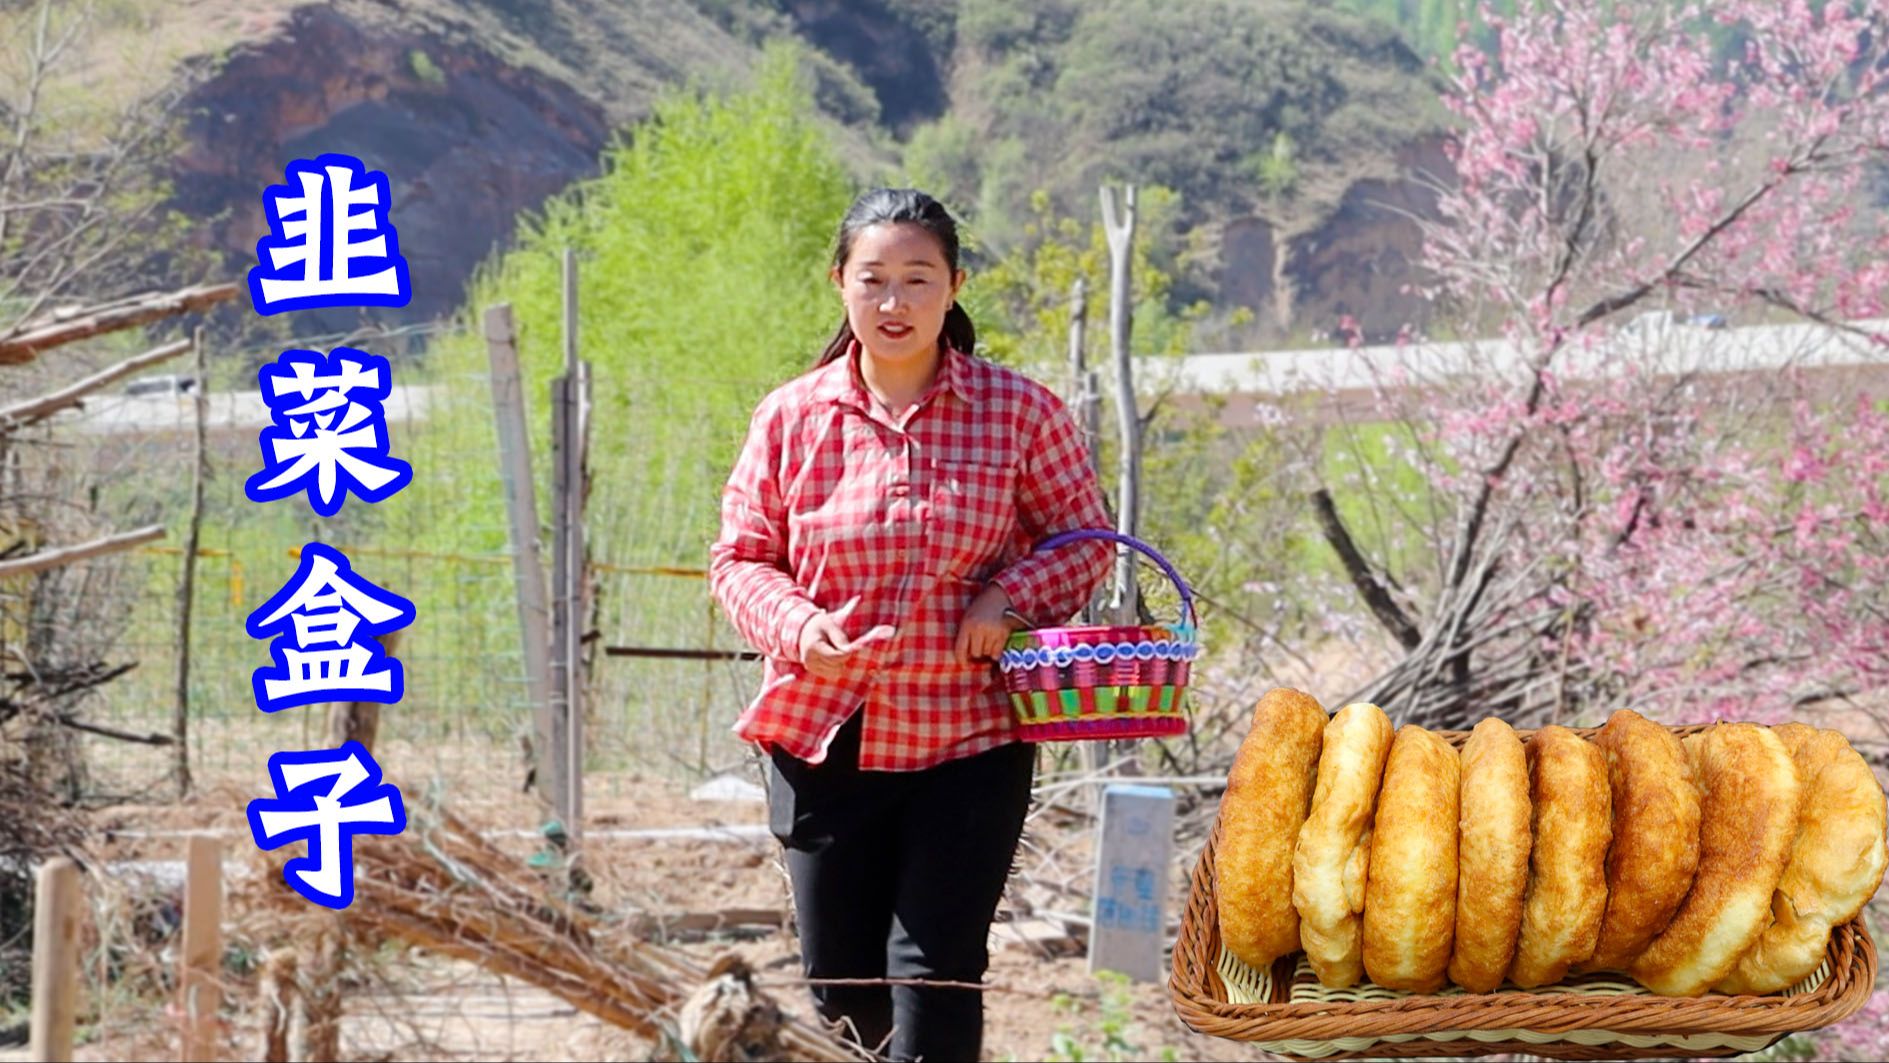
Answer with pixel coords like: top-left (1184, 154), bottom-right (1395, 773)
top-left (1216, 687), bottom-right (1328, 971)
top-left (1581, 709), bottom-right (1701, 973)
top-left (1772, 721), bottom-right (1818, 754)
top-left (1293, 702), bottom-right (1395, 987)
top-left (1508, 726), bottom-right (1612, 987)
top-left (1362, 724), bottom-right (1460, 992)
top-left (1447, 718), bottom-right (1531, 992)
top-left (1716, 726), bottom-right (1887, 994)
top-left (1628, 724), bottom-right (1801, 996)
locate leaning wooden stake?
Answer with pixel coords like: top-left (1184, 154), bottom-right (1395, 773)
top-left (0, 282), bottom-right (238, 364)
top-left (1099, 183), bottom-right (1143, 778)
top-left (179, 834), bottom-right (224, 1061)
top-left (485, 302), bottom-right (560, 813)
top-left (29, 857), bottom-right (81, 1063)
top-left (0, 523), bottom-right (165, 579)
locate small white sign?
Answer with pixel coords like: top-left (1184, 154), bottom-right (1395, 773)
top-left (1088, 783), bottom-right (1176, 982)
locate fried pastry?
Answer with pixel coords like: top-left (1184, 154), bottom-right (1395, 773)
top-left (1628, 724), bottom-right (1801, 996)
top-left (1362, 724), bottom-right (1460, 992)
top-left (1447, 717), bottom-right (1532, 992)
top-left (1716, 726), bottom-right (1887, 994)
top-left (1216, 687), bottom-right (1328, 971)
top-left (1772, 721), bottom-right (1818, 753)
top-left (1581, 709), bottom-right (1701, 973)
top-left (1293, 702), bottom-right (1395, 987)
top-left (1508, 725), bottom-right (1612, 987)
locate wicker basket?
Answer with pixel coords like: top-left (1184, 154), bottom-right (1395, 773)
top-left (1168, 722), bottom-right (1882, 1060)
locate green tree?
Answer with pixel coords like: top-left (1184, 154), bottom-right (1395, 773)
top-left (407, 42), bottom-right (854, 567)
top-left (968, 187), bottom-right (1302, 658)
top-left (903, 114), bottom-right (983, 216)
top-left (973, 186), bottom-right (1196, 370)
top-left (0, 0), bottom-right (206, 331)
top-left (1252, 131), bottom-right (1299, 202)
top-left (365, 44), bottom-right (856, 761)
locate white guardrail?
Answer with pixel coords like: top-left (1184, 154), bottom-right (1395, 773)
top-left (1163, 315), bottom-right (1889, 397)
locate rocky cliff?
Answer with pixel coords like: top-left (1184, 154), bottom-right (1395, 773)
top-left (164, 0), bottom-right (786, 340)
top-left (174, 4), bottom-right (614, 336)
top-left (1218, 137), bottom-right (1452, 346)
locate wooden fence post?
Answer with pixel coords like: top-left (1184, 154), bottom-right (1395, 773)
top-left (567, 359), bottom-right (590, 834)
top-left (325, 630), bottom-right (394, 751)
top-left (173, 327), bottom-right (206, 798)
top-left (179, 834), bottom-right (223, 1061)
top-left (562, 247), bottom-right (584, 841)
top-left (29, 857), bottom-right (81, 1063)
top-left (1099, 184), bottom-right (1144, 777)
top-left (548, 247), bottom-right (590, 846)
top-left (485, 303), bottom-right (559, 812)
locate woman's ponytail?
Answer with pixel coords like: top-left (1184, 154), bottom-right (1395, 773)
top-left (816, 318), bottom-right (856, 367)
top-left (942, 301), bottom-right (976, 357)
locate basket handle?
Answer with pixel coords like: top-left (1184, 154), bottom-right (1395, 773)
top-left (1030, 529), bottom-right (1196, 632)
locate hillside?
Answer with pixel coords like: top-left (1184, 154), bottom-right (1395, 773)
top-left (901, 0), bottom-right (1452, 344)
top-left (100, 0), bottom-right (1454, 346)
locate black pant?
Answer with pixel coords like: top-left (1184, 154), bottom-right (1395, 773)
top-left (767, 711), bottom-right (1035, 1062)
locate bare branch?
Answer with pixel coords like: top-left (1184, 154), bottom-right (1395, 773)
top-left (48, 711), bottom-right (173, 746)
top-left (1310, 487), bottom-right (1422, 650)
top-left (0, 336), bottom-right (190, 431)
top-left (0, 524), bottom-right (164, 578)
top-left (1573, 155), bottom-right (1808, 329)
top-left (0, 282), bottom-right (238, 363)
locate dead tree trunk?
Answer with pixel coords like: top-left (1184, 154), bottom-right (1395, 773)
top-left (1100, 183), bottom-right (1140, 626)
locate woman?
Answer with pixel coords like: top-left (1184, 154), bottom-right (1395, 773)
top-left (708, 188), bottom-right (1113, 1061)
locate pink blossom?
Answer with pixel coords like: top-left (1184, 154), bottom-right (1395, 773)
top-left (1340, 0), bottom-right (1889, 736)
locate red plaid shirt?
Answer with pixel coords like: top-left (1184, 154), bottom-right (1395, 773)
top-left (709, 344), bottom-right (1114, 770)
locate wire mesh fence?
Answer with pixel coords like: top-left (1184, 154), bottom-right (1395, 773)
top-left (49, 323), bottom-right (770, 813)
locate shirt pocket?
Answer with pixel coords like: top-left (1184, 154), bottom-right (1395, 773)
top-left (927, 459), bottom-right (1019, 581)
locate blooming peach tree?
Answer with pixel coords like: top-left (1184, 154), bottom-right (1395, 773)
top-left (1321, 0), bottom-right (1889, 735)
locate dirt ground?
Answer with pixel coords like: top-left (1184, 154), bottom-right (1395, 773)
top-left (11, 763), bottom-right (1265, 1063)
top-left (21, 685), bottom-right (1889, 1062)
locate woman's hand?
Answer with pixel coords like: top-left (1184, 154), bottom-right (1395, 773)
top-left (798, 597), bottom-right (897, 679)
top-left (957, 584), bottom-right (1026, 664)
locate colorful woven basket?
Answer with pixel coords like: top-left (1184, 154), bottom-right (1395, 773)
top-left (997, 530), bottom-right (1197, 742)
